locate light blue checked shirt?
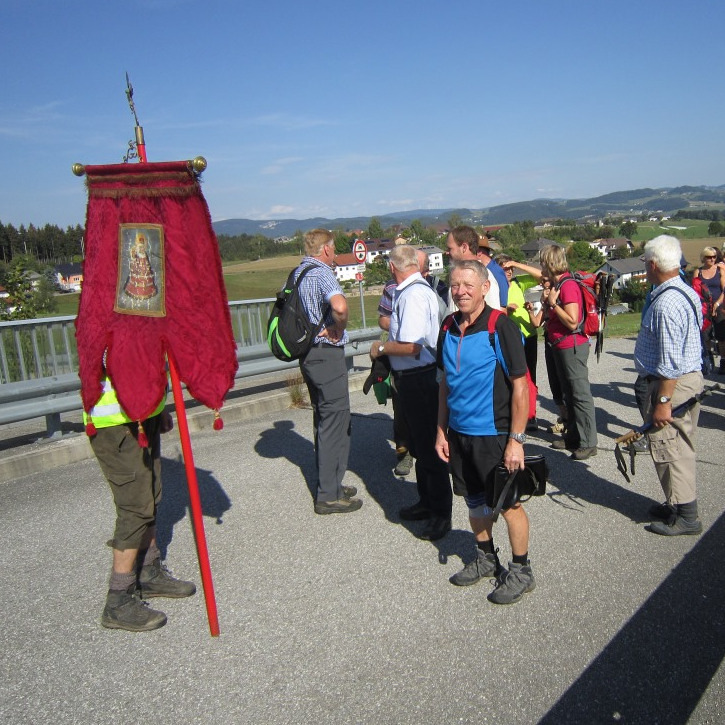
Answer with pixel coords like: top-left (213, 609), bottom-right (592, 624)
top-left (293, 256), bottom-right (348, 347)
top-left (634, 276), bottom-right (702, 379)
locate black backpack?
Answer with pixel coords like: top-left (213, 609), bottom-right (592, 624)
top-left (267, 265), bottom-right (328, 362)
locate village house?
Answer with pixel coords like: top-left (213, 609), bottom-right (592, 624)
top-left (595, 257), bottom-right (647, 290)
top-left (591, 237), bottom-right (634, 258)
top-left (55, 263), bottom-right (83, 291)
top-left (521, 237), bottom-right (559, 261)
top-left (332, 253), bottom-right (365, 283)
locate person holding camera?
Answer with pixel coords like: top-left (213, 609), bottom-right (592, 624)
top-left (435, 259), bottom-right (535, 605)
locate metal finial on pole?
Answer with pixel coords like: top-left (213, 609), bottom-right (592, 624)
top-left (123, 72), bottom-right (147, 163)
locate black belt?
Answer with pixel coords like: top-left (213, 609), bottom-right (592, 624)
top-left (392, 363), bottom-right (437, 378)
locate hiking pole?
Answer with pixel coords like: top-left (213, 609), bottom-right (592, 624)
top-left (124, 74), bottom-right (220, 636)
top-left (614, 383), bottom-right (723, 483)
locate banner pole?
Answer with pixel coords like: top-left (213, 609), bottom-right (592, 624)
top-left (125, 74), bottom-right (219, 636)
top-left (168, 353), bottom-right (221, 636)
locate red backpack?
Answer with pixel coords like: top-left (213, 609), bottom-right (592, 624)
top-left (555, 272), bottom-right (600, 338)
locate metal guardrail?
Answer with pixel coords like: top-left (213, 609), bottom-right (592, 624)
top-left (0, 299), bottom-right (380, 436)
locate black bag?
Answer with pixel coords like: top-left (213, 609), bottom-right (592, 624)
top-left (491, 455), bottom-right (548, 522)
top-left (266, 266), bottom-right (328, 362)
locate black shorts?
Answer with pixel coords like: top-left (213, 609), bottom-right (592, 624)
top-left (448, 430), bottom-right (506, 505)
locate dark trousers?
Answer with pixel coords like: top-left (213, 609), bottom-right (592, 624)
top-left (524, 334), bottom-right (538, 386)
top-left (300, 344), bottom-right (351, 503)
top-left (394, 367), bottom-right (452, 518)
top-left (544, 338), bottom-right (564, 406)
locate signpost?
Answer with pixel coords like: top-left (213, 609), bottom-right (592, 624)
top-left (353, 241), bottom-right (367, 327)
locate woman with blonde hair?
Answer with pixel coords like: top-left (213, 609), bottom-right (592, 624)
top-left (693, 246), bottom-right (725, 374)
top-left (539, 245), bottom-right (598, 460)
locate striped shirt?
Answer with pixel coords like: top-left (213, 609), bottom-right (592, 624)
top-left (293, 256), bottom-right (348, 347)
top-left (634, 276), bottom-right (702, 379)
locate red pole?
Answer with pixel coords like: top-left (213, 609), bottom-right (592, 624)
top-left (168, 353), bottom-right (220, 636)
top-left (126, 78), bottom-right (219, 635)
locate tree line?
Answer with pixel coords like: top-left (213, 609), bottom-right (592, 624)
top-left (0, 221), bottom-right (84, 265)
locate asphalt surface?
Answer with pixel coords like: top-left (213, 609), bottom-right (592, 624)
top-left (1, 337), bottom-right (724, 725)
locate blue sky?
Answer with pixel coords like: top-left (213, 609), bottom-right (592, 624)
top-left (2, 0), bottom-right (724, 229)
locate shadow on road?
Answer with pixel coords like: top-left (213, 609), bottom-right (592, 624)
top-left (155, 456), bottom-right (232, 559)
top-left (539, 509), bottom-right (725, 724)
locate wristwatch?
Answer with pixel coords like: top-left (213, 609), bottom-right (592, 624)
top-left (378, 344), bottom-right (385, 354)
top-left (658, 395), bottom-right (672, 404)
top-left (508, 432), bottom-right (527, 444)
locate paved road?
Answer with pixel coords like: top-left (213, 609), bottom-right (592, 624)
top-left (1, 338), bottom-right (724, 724)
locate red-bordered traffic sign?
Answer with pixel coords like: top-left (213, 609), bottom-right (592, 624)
top-left (353, 240), bottom-right (367, 262)
top-left (355, 272), bottom-right (364, 281)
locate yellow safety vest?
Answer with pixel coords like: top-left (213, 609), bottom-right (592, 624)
top-left (83, 377), bottom-right (165, 429)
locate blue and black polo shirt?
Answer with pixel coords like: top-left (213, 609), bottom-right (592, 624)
top-left (437, 306), bottom-right (528, 437)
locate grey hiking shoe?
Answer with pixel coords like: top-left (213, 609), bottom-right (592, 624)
top-left (101, 585), bottom-right (167, 632)
top-left (314, 497), bottom-right (363, 515)
top-left (138, 558), bottom-right (196, 599)
top-left (487, 561), bottom-right (536, 605)
top-left (646, 516), bottom-right (703, 536)
top-left (450, 548), bottom-right (502, 586)
top-left (394, 451), bottom-right (414, 476)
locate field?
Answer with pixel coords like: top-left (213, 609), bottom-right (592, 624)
top-left (44, 223), bottom-right (723, 325)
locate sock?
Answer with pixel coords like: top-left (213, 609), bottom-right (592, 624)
top-left (109, 570), bottom-right (137, 592)
top-left (677, 500), bottom-right (698, 522)
top-left (477, 539), bottom-right (495, 555)
top-left (512, 552), bottom-right (529, 566)
top-left (141, 543), bottom-right (161, 567)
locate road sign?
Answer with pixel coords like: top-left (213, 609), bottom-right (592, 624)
top-left (355, 272), bottom-right (364, 281)
top-left (353, 240), bottom-right (367, 263)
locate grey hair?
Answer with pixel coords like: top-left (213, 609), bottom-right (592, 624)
top-left (389, 244), bottom-right (419, 271)
top-left (450, 259), bottom-right (489, 284)
top-left (644, 235), bottom-right (682, 273)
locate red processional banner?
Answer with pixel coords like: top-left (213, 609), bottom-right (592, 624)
top-left (76, 160), bottom-right (238, 422)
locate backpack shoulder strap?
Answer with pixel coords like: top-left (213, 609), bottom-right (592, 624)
top-left (659, 284), bottom-right (700, 324)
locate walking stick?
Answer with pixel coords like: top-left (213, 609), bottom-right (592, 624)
top-left (614, 383), bottom-right (722, 483)
top-left (125, 74), bottom-right (220, 636)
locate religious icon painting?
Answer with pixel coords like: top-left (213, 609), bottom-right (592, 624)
top-left (115, 223), bottom-right (166, 316)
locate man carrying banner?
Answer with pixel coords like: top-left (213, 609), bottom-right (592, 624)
top-left (89, 378), bottom-right (196, 632)
top-left (435, 259), bottom-right (535, 604)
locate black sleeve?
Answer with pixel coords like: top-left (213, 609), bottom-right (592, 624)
top-left (496, 314), bottom-right (528, 378)
top-left (436, 316), bottom-right (450, 370)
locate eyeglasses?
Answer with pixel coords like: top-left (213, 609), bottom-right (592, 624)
top-left (703, 255), bottom-right (716, 260)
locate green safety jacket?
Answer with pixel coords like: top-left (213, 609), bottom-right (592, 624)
top-left (83, 377), bottom-right (165, 429)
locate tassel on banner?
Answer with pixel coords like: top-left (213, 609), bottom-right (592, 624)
top-left (213, 409), bottom-right (223, 431)
top-left (137, 422), bottom-right (149, 448)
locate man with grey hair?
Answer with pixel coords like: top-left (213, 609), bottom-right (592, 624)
top-left (371, 245), bottom-right (452, 540)
top-left (295, 229), bottom-right (362, 515)
top-left (634, 234), bottom-right (704, 535)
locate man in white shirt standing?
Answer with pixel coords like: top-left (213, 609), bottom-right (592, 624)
top-left (370, 245), bottom-right (452, 540)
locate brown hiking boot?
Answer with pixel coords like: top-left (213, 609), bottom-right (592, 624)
top-left (101, 585), bottom-right (167, 632)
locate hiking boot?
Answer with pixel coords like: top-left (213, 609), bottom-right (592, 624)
top-left (394, 451), bottom-right (414, 476)
top-left (570, 446), bottom-right (598, 461)
top-left (342, 485), bottom-right (357, 498)
top-left (551, 439), bottom-right (577, 451)
top-left (487, 562), bottom-right (536, 605)
top-left (314, 497), bottom-right (363, 515)
top-left (649, 501), bottom-right (675, 522)
top-left (101, 585), bottom-right (167, 632)
top-left (646, 516), bottom-right (703, 536)
top-left (138, 559), bottom-right (196, 599)
top-left (450, 548), bottom-right (502, 586)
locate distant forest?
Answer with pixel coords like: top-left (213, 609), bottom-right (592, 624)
top-left (0, 221), bottom-right (84, 264)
